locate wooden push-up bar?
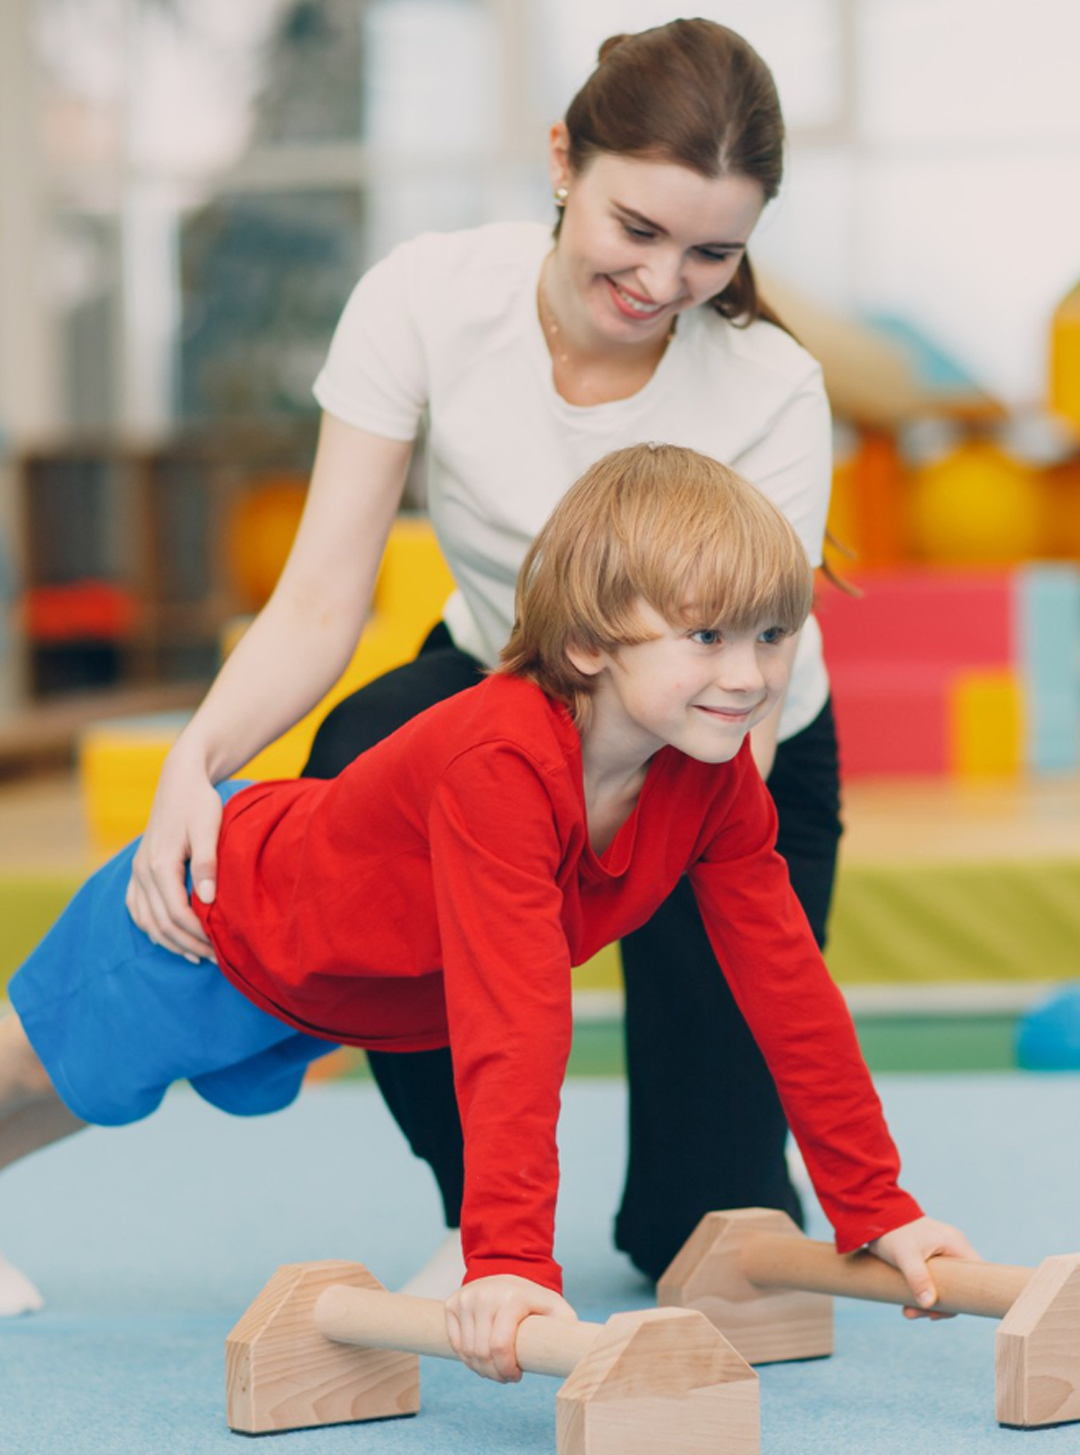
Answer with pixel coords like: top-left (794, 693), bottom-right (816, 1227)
top-left (225, 1211), bottom-right (1080, 1450)
top-left (226, 1260), bottom-right (760, 1454)
top-left (657, 1208), bottom-right (1080, 1429)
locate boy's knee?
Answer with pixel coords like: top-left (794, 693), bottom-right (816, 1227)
top-left (0, 1014), bottom-right (57, 1100)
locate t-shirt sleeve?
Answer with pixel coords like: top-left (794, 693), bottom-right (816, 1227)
top-left (688, 755), bottom-right (923, 1251)
top-left (312, 238), bottom-right (429, 441)
top-left (733, 361), bottom-right (832, 568)
top-left (427, 742), bottom-right (575, 1293)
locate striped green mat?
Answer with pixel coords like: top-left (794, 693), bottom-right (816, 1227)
top-left (2, 859), bottom-right (1068, 1076)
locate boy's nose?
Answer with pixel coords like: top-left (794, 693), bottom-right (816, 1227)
top-left (717, 641), bottom-right (765, 693)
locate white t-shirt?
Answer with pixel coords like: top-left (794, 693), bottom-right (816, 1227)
top-left (314, 221), bottom-right (832, 741)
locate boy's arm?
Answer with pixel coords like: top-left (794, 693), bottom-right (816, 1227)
top-left (688, 755), bottom-right (923, 1250)
top-left (427, 742), bottom-right (577, 1296)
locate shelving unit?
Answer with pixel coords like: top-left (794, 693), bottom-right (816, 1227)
top-left (13, 424), bottom-right (318, 701)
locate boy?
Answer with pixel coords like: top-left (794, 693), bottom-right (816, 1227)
top-left (0, 444), bottom-right (975, 1379)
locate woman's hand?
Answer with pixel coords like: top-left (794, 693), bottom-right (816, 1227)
top-left (126, 416), bottom-right (413, 962)
top-left (868, 1215), bottom-right (981, 1320)
top-left (125, 748), bottom-right (221, 961)
top-left (444, 1275), bottom-right (577, 1383)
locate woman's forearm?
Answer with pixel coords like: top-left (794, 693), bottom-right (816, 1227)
top-left (167, 585), bottom-right (373, 782)
top-left (171, 415), bottom-right (414, 783)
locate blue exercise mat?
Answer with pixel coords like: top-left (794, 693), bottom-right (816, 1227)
top-left (2, 1075), bottom-right (1079, 1454)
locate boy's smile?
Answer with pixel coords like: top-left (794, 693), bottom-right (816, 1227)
top-left (571, 601), bottom-right (796, 773)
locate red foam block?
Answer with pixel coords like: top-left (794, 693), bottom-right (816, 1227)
top-left (828, 661), bottom-right (952, 777)
top-left (817, 569), bottom-right (1014, 671)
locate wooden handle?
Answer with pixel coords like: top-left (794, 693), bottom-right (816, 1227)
top-left (314, 1285), bottom-right (601, 1377)
top-left (741, 1234), bottom-right (1031, 1318)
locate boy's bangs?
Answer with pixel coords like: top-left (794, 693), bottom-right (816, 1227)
top-left (644, 524), bottom-right (812, 638)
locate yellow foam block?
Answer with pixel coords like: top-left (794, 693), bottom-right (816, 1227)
top-left (79, 714), bottom-right (189, 850)
top-left (371, 514), bottom-right (455, 621)
top-left (238, 517), bottom-right (454, 779)
top-left (80, 518), bottom-right (455, 848)
top-left (949, 668), bottom-right (1024, 777)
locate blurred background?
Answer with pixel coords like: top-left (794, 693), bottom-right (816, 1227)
top-left (1, 0), bottom-right (1078, 705)
top-left (0, 0), bottom-right (1078, 1070)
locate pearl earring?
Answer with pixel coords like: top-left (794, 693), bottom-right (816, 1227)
top-left (553, 186), bottom-right (569, 208)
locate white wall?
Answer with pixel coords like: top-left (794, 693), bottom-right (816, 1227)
top-left (2, 0), bottom-right (1078, 431)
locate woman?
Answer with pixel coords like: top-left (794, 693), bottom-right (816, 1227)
top-left (127, 18), bottom-right (840, 1291)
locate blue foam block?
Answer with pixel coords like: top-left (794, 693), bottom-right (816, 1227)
top-left (1016, 564), bottom-right (1080, 773)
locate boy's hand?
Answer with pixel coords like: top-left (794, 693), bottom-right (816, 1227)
top-left (868, 1215), bottom-right (981, 1319)
top-left (444, 1275), bottom-right (577, 1383)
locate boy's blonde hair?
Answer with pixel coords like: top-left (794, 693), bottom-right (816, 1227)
top-left (499, 442), bottom-right (814, 723)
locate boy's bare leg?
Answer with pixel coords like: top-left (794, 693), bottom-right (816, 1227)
top-left (0, 1095), bottom-right (85, 1170)
top-left (0, 1012), bottom-right (86, 1314)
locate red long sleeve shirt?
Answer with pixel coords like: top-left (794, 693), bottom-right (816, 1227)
top-left (196, 673), bottom-right (921, 1290)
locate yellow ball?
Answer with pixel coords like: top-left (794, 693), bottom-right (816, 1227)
top-left (908, 439), bottom-right (1044, 565)
top-left (226, 478), bottom-right (307, 608)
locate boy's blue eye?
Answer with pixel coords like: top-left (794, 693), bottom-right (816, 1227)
top-left (690, 628), bottom-right (721, 646)
top-left (759, 626), bottom-right (787, 645)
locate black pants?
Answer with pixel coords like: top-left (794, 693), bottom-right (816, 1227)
top-left (303, 625), bottom-right (843, 1280)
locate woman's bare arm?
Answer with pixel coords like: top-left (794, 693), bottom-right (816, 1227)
top-left (126, 414), bottom-right (414, 958)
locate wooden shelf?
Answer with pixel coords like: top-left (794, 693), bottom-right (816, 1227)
top-left (12, 424), bottom-right (317, 701)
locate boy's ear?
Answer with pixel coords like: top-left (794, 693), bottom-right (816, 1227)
top-left (566, 642), bottom-right (607, 678)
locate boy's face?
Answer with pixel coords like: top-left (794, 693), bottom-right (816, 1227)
top-left (576, 601), bottom-right (796, 766)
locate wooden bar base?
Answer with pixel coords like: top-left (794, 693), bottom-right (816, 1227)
top-left (226, 1261), bottom-right (419, 1434)
top-left (226, 1260), bottom-right (759, 1453)
top-left (996, 1256), bottom-right (1080, 1427)
top-left (659, 1207), bottom-right (1080, 1430)
top-left (657, 1208), bottom-right (834, 1365)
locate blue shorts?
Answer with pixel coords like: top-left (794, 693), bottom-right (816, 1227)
top-left (7, 782), bottom-right (336, 1126)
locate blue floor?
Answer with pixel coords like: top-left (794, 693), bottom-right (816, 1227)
top-left (2, 1074), bottom-right (1080, 1455)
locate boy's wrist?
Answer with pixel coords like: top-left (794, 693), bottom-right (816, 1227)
top-left (462, 1255), bottom-right (563, 1297)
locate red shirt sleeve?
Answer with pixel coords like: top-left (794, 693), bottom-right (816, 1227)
top-left (689, 750), bottom-right (923, 1252)
top-left (428, 742), bottom-right (577, 1293)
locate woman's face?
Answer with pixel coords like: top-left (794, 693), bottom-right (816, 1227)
top-left (548, 125), bottom-right (766, 351)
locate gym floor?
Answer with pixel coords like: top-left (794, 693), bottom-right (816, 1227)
top-left (2, 769), bottom-right (1079, 1454)
top-left (2, 1073), bottom-right (1080, 1455)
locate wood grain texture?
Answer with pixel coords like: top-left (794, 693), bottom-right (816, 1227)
top-left (658, 1209), bottom-right (835, 1365)
top-left (556, 1308), bottom-right (758, 1455)
top-left (315, 1283), bottom-right (600, 1377)
top-left (741, 1234), bottom-right (1030, 1318)
top-left (996, 1255), bottom-right (1080, 1427)
top-left (225, 1261), bottom-right (419, 1434)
